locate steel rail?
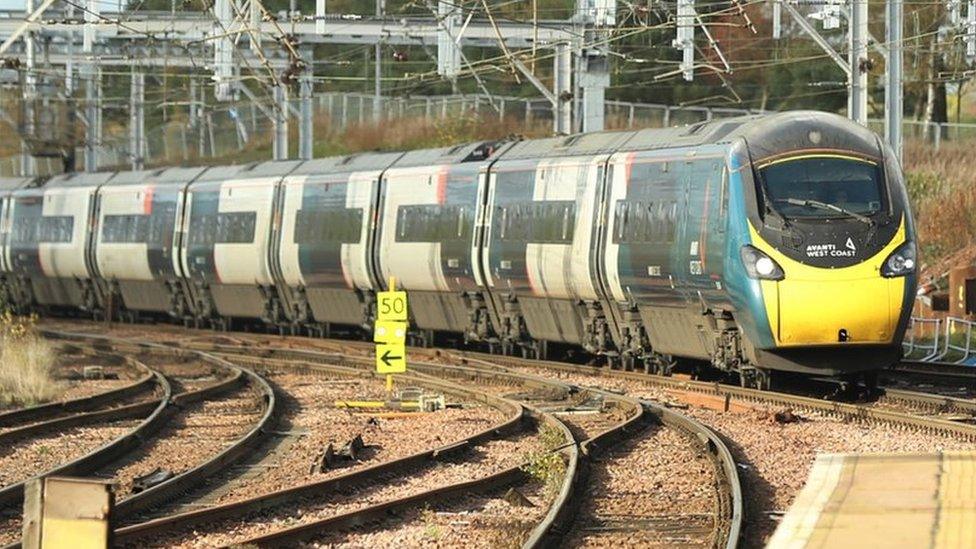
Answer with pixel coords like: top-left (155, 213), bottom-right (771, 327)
top-left (37, 328), bottom-right (742, 548)
top-left (461, 351), bottom-right (976, 440)
top-left (115, 334), bottom-right (740, 547)
top-left (23, 332), bottom-right (280, 524)
top-left (0, 352), bottom-right (155, 428)
top-left (0, 359), bottom-right (172, 509)
top-left (224, 348), bottom-right (671, 549)
top-left (415, 355), bottom-right (741, 549)
top-left (218, 354), bottom-right (580, 549)
top-left (881, 387), bottom-right (976, 414)
top-left (116, 333), bottom-right (976, 437)
top-left (403, 360), bottom-right (584, 549)
top-left (110, 358), bottom-right (528, 545)
top-left (893, 360), bottom-right (976, 381)
top-left (436, 353), bottom-right (743, 548)
top-left (236, 465), bottom-right (530, 547)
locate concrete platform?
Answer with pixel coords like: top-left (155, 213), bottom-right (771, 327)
top-left (768, 451), bottom-right (976, 549)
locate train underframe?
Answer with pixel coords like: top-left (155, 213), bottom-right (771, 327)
top-left (5, 280), bottom-right (899, 392)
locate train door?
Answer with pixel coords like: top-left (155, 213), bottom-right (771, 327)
top-left (676, 155), bottom-right (727, 309)
top-left (605, 154), bottom-right (687, 309)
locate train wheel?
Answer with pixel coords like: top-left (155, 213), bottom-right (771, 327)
top-left (755, 369), bottom-right (771, 391)
top-left (660, 355), bottom-right (675, 377)
top-left (862, 371), bottom-right (880, 398)
top-left (738, 369), bottom-right (753, 388)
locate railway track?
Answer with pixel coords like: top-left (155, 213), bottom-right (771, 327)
top-left (25, 322), bottom-right (976, 546)
top-left (0, 353), bottom-right (171, 512)
top-left (410, 355), bottom-right (741, 548)
top-left (0, 351), bottom-right (155, 430)
top-left (24, 328), bottom-right (742, 548)
top-left (0, 337), bottom-right (277, 549)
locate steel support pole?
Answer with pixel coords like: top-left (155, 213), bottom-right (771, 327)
top-left (848, 0), bottom-right (869, 125)
top-left (373, 0), bottom-right (384, 121)
top-left (553, 42), bottom-right (572, 135)
top-left (885, 0), bottom-right (903, 160)
top-left (273, 85), bottom-right (289, 160)
top-left (580, 49), bottom-right (608, 133)
top-left (130, 71), bottom-right (145, 170)
top-left (299, 66), bottom-right (313, 160)
top-left (21, 0), bottom-right (35, 176)
top-left (84, 70), bottom-right (99, 172)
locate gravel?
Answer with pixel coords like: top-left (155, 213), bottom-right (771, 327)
top-left (151, 431), bottom-right (544, 547)
top-left (566, 425), bottom-right (719, 547)
top-left (199, 371), bottom-right (506, 507)
top-left (0, 420), bottom-right (143, 544)
top-left (492, 365), bottom-right (976, 548)
top-left (93, 383), bottom-right (264, 498)
top-left (301, 481), bottom-right (550, 548)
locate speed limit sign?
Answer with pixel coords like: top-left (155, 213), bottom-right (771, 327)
top-left (376, 290), bottom-right (407, 322)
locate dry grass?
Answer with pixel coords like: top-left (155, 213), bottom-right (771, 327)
top-left (902, 140), bottom-right (976, 272)
top-left (309, 111), bottom-right (551, 157)
top-left (0, 313), bottom-right (61, 407)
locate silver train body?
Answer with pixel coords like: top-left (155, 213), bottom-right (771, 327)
top-left (0, 112), bottom-right (917, 378)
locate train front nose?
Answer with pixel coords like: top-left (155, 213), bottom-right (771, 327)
top-left (769, 273), bottom-right (905, 345)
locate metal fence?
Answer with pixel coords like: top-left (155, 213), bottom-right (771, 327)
top-left (903, 316), bottom-right (976, 365)
top-left (2, 91), bottom-right (974, 177)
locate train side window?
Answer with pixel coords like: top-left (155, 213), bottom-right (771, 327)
top-left (294, 208), bottom-right (361, 244)
top-left (614, 202), bottom-right (627, 242)
top-left (12, 216), bottom-right (38, 245)
top-left (219, 212), bottom-right (256, 244)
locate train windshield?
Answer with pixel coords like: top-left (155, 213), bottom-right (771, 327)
top-left (758, 156), bottom-right (883, 221)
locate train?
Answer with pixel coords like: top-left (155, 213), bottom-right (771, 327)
top-left (0, 111), bottom-right (917, 389)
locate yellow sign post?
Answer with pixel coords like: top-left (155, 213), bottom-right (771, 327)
top-left (375, 277), bottom-right (407, 394)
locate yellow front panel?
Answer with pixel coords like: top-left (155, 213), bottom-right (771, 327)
top-left (776, 278), bottom-right (897, 344)
top-left (750, 219), bottom-right (907, 346)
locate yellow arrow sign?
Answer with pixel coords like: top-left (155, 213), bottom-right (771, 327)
top-left (376, 342), bottom-right (407, 374)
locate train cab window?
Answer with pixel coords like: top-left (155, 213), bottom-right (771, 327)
top-left (758, 156), bottom-right (883, 220)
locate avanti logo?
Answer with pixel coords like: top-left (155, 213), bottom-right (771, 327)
top-left (805, 239), bottom-right (857, 258)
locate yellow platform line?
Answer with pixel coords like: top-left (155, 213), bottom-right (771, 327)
top-left (936, 451), bottom-right (976, 549)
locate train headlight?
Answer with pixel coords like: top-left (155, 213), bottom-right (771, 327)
top-left (741, 245), bottom-right (785, 280)
top-left (882, 241), bottom-right (916, 277)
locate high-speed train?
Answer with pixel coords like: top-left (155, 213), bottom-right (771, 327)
top-left (0, 111), bottom-right (917, 388)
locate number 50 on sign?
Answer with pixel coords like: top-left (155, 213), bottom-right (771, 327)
top-left (377, 290), bottom-right (407, 322)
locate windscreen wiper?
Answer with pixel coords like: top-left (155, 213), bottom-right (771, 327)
top-left (762, 194), bottom-right (792, 231)
top-left (776, 198), bottom-right (875, 226)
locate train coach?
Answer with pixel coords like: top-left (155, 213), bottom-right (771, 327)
top-left (0, 111), bottom-right (917, 388)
